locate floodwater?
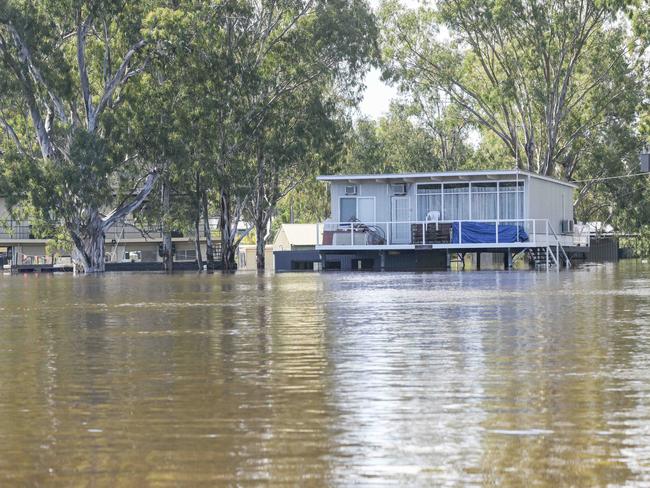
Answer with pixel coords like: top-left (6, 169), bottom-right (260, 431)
top-left (0, 262), bottom-right (649, 486)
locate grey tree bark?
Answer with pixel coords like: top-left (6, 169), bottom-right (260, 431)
top-left (193, 214), bottom-right (203, 272)
top-left (161, 178), bottom-right (173, 272)
top-left (202, 190), bottom-right (215, 273)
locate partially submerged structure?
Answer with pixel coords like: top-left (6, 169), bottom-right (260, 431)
top-left (315, 170), bottom-right (588, 271)
top-left (0, 197), bottom-right (215, 271)
top-left (273, 223), bottom-right (321, 271)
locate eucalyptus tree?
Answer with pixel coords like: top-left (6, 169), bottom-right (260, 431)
top-left (180, 0), bottom-right (378, 272)
top-left (380, 0), bottom-right (641, 178)
top-left (113, 69), bottom-right (193, 272)
top-left (247, 88), bottom-right (345, 270)
top-left (0, 0), bottom-right (164, 272)
top-left (112, 6), bottom-right (203, 272)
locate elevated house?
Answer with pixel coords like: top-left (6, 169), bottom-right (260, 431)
top-left (315, 169), bottom-right (588, 271)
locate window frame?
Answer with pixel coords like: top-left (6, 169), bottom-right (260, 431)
top-left (338, 195), bottom-right (376, 223)
top-left (415, 180), bottom-right (525, 222)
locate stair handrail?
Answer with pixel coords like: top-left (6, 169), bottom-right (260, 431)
top-left (547, 221), bottom-right (571, 268)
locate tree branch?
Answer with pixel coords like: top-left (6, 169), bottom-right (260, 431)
top-left (94, 39), bottom-right (147, 130)
top-left (102, 169), bottom-right (159, 230)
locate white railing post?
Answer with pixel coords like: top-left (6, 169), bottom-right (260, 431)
top-left (496, 220), bottom-right (499, 244)
top-left (459, 220), bottom-right (462, 244)
top-left (532, 220), bottom-right (536, 244)
top-left (422, 221), bottom-right (425, 244)
top-left (387, 222), bottom-right (391, 245)
top-left (351, 222), bottom-right (354, 246)
top-left (545, 220), bottom-right (549, 246)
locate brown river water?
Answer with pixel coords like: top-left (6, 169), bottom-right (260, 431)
top-left (0, 262), bottom-right (649, 487)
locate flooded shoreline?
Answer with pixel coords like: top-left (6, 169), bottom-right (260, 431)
top-left (1, 262), bottom-right (649, 486)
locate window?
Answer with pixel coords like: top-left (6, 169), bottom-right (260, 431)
top-left (340, 197), bottom-right (357, 222)
top-left (498, 181), bottom-right (524, 221)
top-left (417, 184), bottom-right (442, 221)
top-left (339, 197), bottom-right (375, 223)
top-left (417, 180), bottom-right (526, 222)
top-left (443, 184), bottom-right (470, 220)
top-left (471, 183), bottom-right (498, 220)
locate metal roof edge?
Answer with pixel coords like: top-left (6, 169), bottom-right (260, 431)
top-left (317, 169), bottom-right (579, 189)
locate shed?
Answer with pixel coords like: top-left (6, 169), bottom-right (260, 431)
top-left (273, 224), bottom-right (322, 251)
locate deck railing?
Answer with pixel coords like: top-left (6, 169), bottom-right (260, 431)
top-left (316, 219), bottom-right (577, 248)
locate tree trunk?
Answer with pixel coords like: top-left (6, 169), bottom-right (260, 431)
top-left (69, 170), bottom-right (158, 274)
top-left (254, 145), bottom-right (266, 271)
top-left (194, 214), bottom-right (203, 272)
top-left (255, 218), bottom-right (266, 271)
top-left (161, 178), bottom-right (173, 273)
top-left (202, 189), bottom-right (215, 273)
top-left (70, 210), bottom-right (106, 274)
top-left (220, 188), bottom-right (236, 272)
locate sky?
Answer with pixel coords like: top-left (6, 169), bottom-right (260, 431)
top-left (359, 0), bottom-right (424, 120)
top-left (359, 67), bottom-right (399, 120)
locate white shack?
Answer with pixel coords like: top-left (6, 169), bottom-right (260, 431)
top-left (315, 169), bottom-right (586, 271)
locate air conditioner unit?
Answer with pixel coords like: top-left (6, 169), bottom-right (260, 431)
top-left (390, 183), bottom-right (407, 195)
top-left (561, 219), bottom-right (574, 234)
top-left (344, 184), bottom-right (357, 195)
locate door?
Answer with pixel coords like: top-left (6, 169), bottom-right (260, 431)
top-left (391, 196), bottom-right (410, 244)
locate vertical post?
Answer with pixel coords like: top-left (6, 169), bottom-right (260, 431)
top-left (351, 222), bottom-right (354, 246)
top-left (545, 220), bottom-right (549, 246)
top-left (387, 221), bottom-right (391, 245)
top-left (476, 252), bottom-right (481, 270)
top-left (459, 221), bottom-right (462, 244)
top-left (532, 220), bottom-right (536, 244)
top-left (556, 243), bottom-right (560, 271)
top-left (422, 221), bottom-right (425, 245)
top-left (496, 220), bottom-right (499, 244)
top-left (380, 251), bottom-right (386, 271)
top-left (446, 250), bottom-right (451, 270)
top-left (316, 223), bottom-right (319, 246)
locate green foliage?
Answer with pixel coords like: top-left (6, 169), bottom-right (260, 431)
top-left (380, 0), bottom-right (643, 178)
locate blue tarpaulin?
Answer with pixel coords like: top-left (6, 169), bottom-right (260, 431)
top-left (451, 222), bottom-right (528, 244)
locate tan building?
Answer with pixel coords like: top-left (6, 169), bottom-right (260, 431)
top-left (273, 224), bottom-right (321, 251)
top-left (237, 244), bottom-right (274, 270)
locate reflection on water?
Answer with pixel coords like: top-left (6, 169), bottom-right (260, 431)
top-left (0, 262), bottom-right (649, 486)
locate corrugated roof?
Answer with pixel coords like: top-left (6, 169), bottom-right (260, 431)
top-left (317, 169), bottom-right (578, 188)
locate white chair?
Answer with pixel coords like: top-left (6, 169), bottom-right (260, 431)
top-left (426, 211), bottom-right (440, 230)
